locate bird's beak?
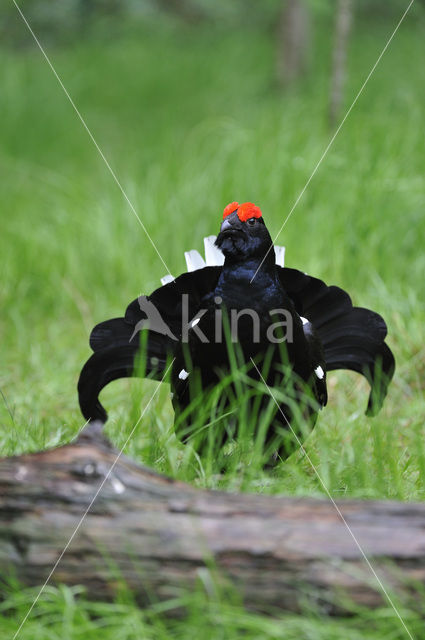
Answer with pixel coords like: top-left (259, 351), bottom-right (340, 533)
top-left (215, 210), bottom-right (243, 250)
top-left (220, 217), bottom-right (233, 233)
top-left (220, 210), bottom-right (241, 233)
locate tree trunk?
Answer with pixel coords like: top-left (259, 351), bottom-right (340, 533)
top-left (1, 424), bottom-right (425, 614)
top-left (329, 0), bottom-right (353, 127)
top-left (276, 0), bottom-right (311, 86)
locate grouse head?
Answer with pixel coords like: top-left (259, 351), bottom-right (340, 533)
top-left (215, 201), bottom-right (273, 262)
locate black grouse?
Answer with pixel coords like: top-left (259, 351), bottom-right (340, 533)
top-left (78, 201), bottom-right (395, 460)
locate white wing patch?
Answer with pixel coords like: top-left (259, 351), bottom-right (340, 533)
top-left (161, 237), bottom-right (286, 283)
top-left (314, 365), bottom-right (325, 380)
top-left (301, 316), bottom-right (309, 325)
top-left (178, 368), bottom-right (189, 380)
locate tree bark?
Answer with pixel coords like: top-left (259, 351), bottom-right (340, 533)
top-left (276, 0), bottom-right (311, 86)
top-left (1, 425), bottom-right (425, 614)
top-left (329, 0), bottom-right (353, 127)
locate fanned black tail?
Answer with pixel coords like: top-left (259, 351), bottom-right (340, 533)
top-left (78, 264), bottom-right (395, 423)
top-left (278, 267), bottom-right (395, 415)
top-left (319, 308), bottom-right (395, 416)
top-left (78, 342), bottom-right (140, 422)
top-left (78, 315), bottom-right (174, 423)
top-left (78, 268), bottom-right (221, 424)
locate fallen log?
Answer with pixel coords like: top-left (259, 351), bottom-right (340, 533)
top-left (0, 424), bottom-right (424, 614)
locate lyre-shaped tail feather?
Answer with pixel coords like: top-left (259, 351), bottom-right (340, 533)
top-left (277, 267), bottom-right (395, 415)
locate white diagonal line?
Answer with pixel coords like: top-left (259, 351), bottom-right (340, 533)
top-left (250, 0), bottom-right (415, 283)
top-left (250, 358), bottom-right (414, 640)
top-left (12, 0), bottom-right (171, 277)
top-left (12, 360), bottom-right (174, 640)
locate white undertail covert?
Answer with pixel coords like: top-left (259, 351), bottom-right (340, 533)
top-left (160, 236), bottom-right (286, 285)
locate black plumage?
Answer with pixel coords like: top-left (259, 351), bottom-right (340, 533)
top-left (78, 202), bottom-right (395, 461)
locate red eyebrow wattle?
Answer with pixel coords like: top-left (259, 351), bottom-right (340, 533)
top-left (223, 202), bottom-right (239, 219)
top-left (222, 201), bottom-right (262, 221)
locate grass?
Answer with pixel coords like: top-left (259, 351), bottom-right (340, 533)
top-left (2, 581), bottom-right (425, 640)
top-left (1, 8), bottom-right (425, 639)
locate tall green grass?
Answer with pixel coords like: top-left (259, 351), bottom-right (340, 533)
top-left (1, 12), bottom-right (425, 639)
top-left (2, 579), bottom-right (425, 640)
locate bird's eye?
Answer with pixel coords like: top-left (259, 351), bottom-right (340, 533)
top-left (247, 218), bottom-right (256, 226)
